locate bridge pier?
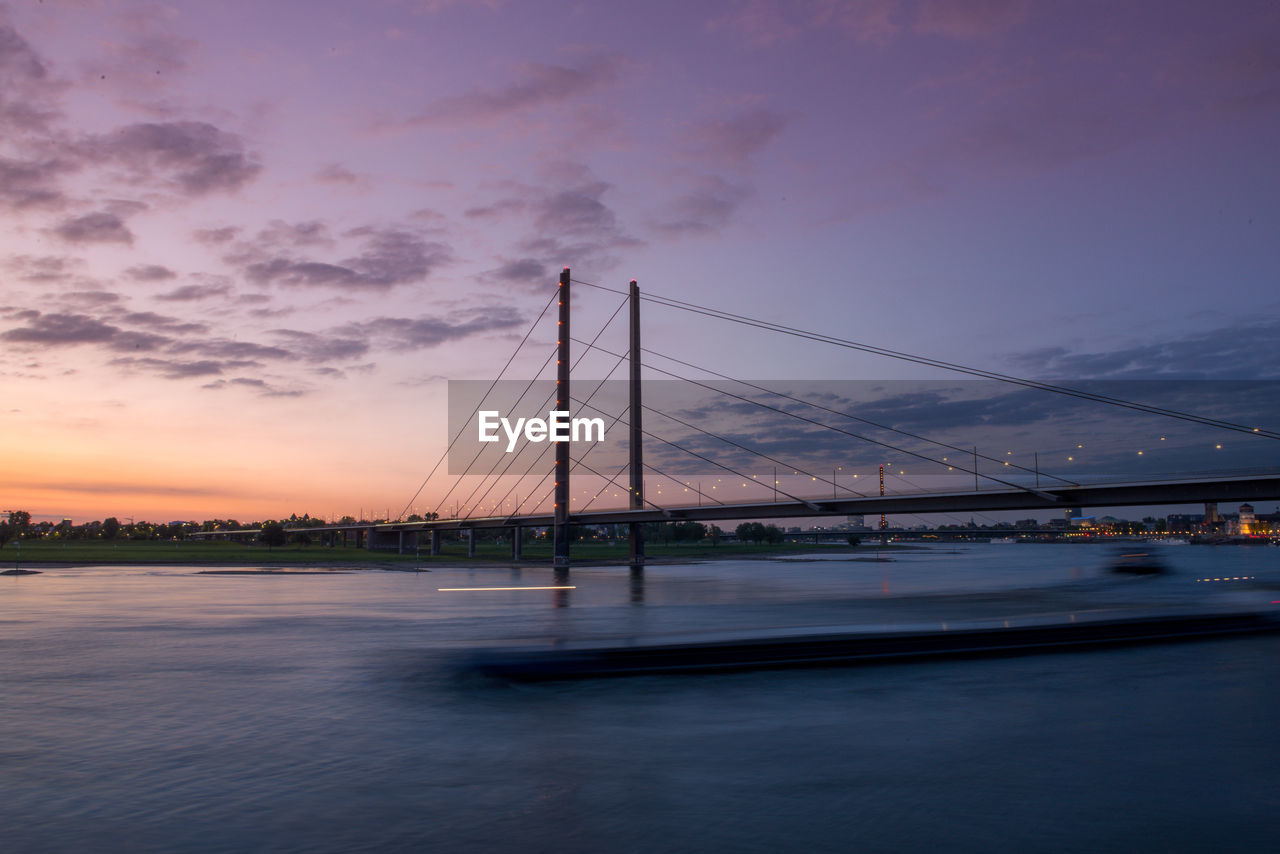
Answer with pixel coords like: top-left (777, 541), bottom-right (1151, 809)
top-left (467, 528), bottom-right (476, 558)
top-left (511, 526), bottom-right (522, 560)
top-left (430, 529), bottom-right (441, 556)
top-left (398, 530), bottom-right (408, 555)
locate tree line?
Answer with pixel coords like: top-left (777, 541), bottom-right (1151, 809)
top-left (2, 510), bottom-right (793, 550)
top-left (0, 511), bottom-right (350, 548)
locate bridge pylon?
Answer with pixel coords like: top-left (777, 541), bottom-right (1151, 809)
top-left (553, 267), bottom-right (571, 567)
top-left (629, 278), bottom-right (644, 566)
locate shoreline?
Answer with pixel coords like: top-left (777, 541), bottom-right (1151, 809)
top-left (0, 540), bottom-right (919, 570)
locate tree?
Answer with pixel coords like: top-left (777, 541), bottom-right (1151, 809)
top-left (673, 521), bottom-right (706, 543)
top-left (847, 534), bottom-right (861, 547)
top-left (643, 521), bottom-right (672, 545)
top-left (735, 521), bottom-right (771, 543)
top-left (8, 510), bottom-right (30, 533)
top-left (102, 517), bottom-right (120, 540)
top-left (259, 522), bottom-right (287, 550)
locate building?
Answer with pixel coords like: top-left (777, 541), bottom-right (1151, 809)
top-left (1236, 503), bottom-right (1256, 534)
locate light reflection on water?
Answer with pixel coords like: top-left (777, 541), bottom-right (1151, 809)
top-left (2, 544), bottom-right (1278, 853)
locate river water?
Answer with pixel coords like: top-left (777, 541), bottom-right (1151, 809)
top-left (3, 544), bottom-right (1278, 852)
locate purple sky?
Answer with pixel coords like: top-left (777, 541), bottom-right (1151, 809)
top-left (1, 0), bottom-right (1278, 523)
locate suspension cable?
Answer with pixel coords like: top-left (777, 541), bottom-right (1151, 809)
top-left (398, 286), bottom-right (559, 521)
top-left (572, 277), bottom-right (1279, 441)
top-left (574, 338), bottom-right (1038, 495)
top-left (464, 295), bottom-right (631, 518)
top-left (641, 347), bottom-right (1077, 486)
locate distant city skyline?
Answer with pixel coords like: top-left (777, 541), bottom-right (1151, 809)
top-left (2, 1), bottom-right (1278, 523)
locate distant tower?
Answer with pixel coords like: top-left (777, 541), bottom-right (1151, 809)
top-left (1239, 503), bottom-right (1256, 534)
top-left (1204, 502), bottom-right (1220, 525)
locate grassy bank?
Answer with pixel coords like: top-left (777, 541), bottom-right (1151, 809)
top-left (2, 538), bottom-right (885, 567)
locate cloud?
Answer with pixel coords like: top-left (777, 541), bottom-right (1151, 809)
top-left (193, 225), bottom-right (240, 244)
top-left (167, 338), bottom-right (292, 362)
top-left (0, 309), bottom-right (170, 353)
top-left (0, 13), bottom-right (66, 135)
top-left (915, 0), bottom-right (1029, 39)
top-left (119, 311), bottom-right (209, 335)
top-left (5, 476), bottom-right (236, 498)
top-left (470, 166), bottom-right (642, 278)
top-left (106, 330), bottom-right (172, 352)
top-left (270, 328), bottom-right (370, 362)
top-left (0, 309), bottom-right (298, 383)
top-left (4, 254), bottom-right (81, 282)
top-left (338, 307), bottom-right (525, 351)
top-left (51, 210), bottom-right (136, 245)
top-left (212, 377), bottom-right (306, 398)
top-left (1, 15), bottom-right (259, 219)
top-left (240, 227), bottom-right (452, 290)
top-left (652, 175), bottom-right (752, 238)
top-left (79, 30), bottom-right (199, 93)
top-left (486, 258), bottom-right (548, 285)
top-left (314, 163), bottom-right (370, 188)
top-left (82, 121), bottom-right (262, 195)
top-left (108, 356), bottom-right (227, 379)
top-left (408, 207), bottom-right (448, 225)
top-left (687, 108), bottom-right (787, 162)
top-left (1011, 319), bottom-right (1280, 380)
top-left (155, 282), bottom-right (234, 302)
top-left (399, 55), bottom-right (619, 127)
top-left (0, 312), bottom-right (118, 345)
top-left (0, 155), bottom-right (72, 210)
top-left (532, 180), bottom-right (620, 235)
top-left (255, 219), bottom-right (334, 248)
top-left (124, 264), bottom-right (177, 281)
top-left (465, 198), bottom-right (528, 220)
top-left (516, 235), bottom-right (632, 280)
top-left (58, 290), bottom-right (124, 309)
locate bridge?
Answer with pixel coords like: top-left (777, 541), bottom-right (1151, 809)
top-left (262, 268), bottom-right (1280, 563)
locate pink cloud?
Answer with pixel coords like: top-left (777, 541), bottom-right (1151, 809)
top-left (687, 108), bottom-right (788, 162)
top-left (397, 55), bottom-right (619, 128)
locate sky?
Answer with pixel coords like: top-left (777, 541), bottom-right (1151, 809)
top-left (1, 0), bottom-right (1278, 524)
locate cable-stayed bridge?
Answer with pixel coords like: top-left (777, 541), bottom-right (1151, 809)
top-left (290, 268), bottom-right (1280, 563)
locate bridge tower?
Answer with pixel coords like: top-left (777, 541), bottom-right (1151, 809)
top-left (879, 463), bottom-right (887, 544)
top-left (629, 279), bottom-right (644, 566)
top-left (554, 267), bottom-right (571, 567)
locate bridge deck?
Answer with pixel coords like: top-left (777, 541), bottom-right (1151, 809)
top-left (278, 473), bottom-right (1280, 535)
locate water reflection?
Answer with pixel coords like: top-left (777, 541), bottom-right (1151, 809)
top-left (552, 566), bottom-right (571, 608)
top-left (629, 565), bottom-right (645, 604)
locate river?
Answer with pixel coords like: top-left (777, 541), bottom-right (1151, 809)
top-left (2, 543), bottom-right (1278, 852)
